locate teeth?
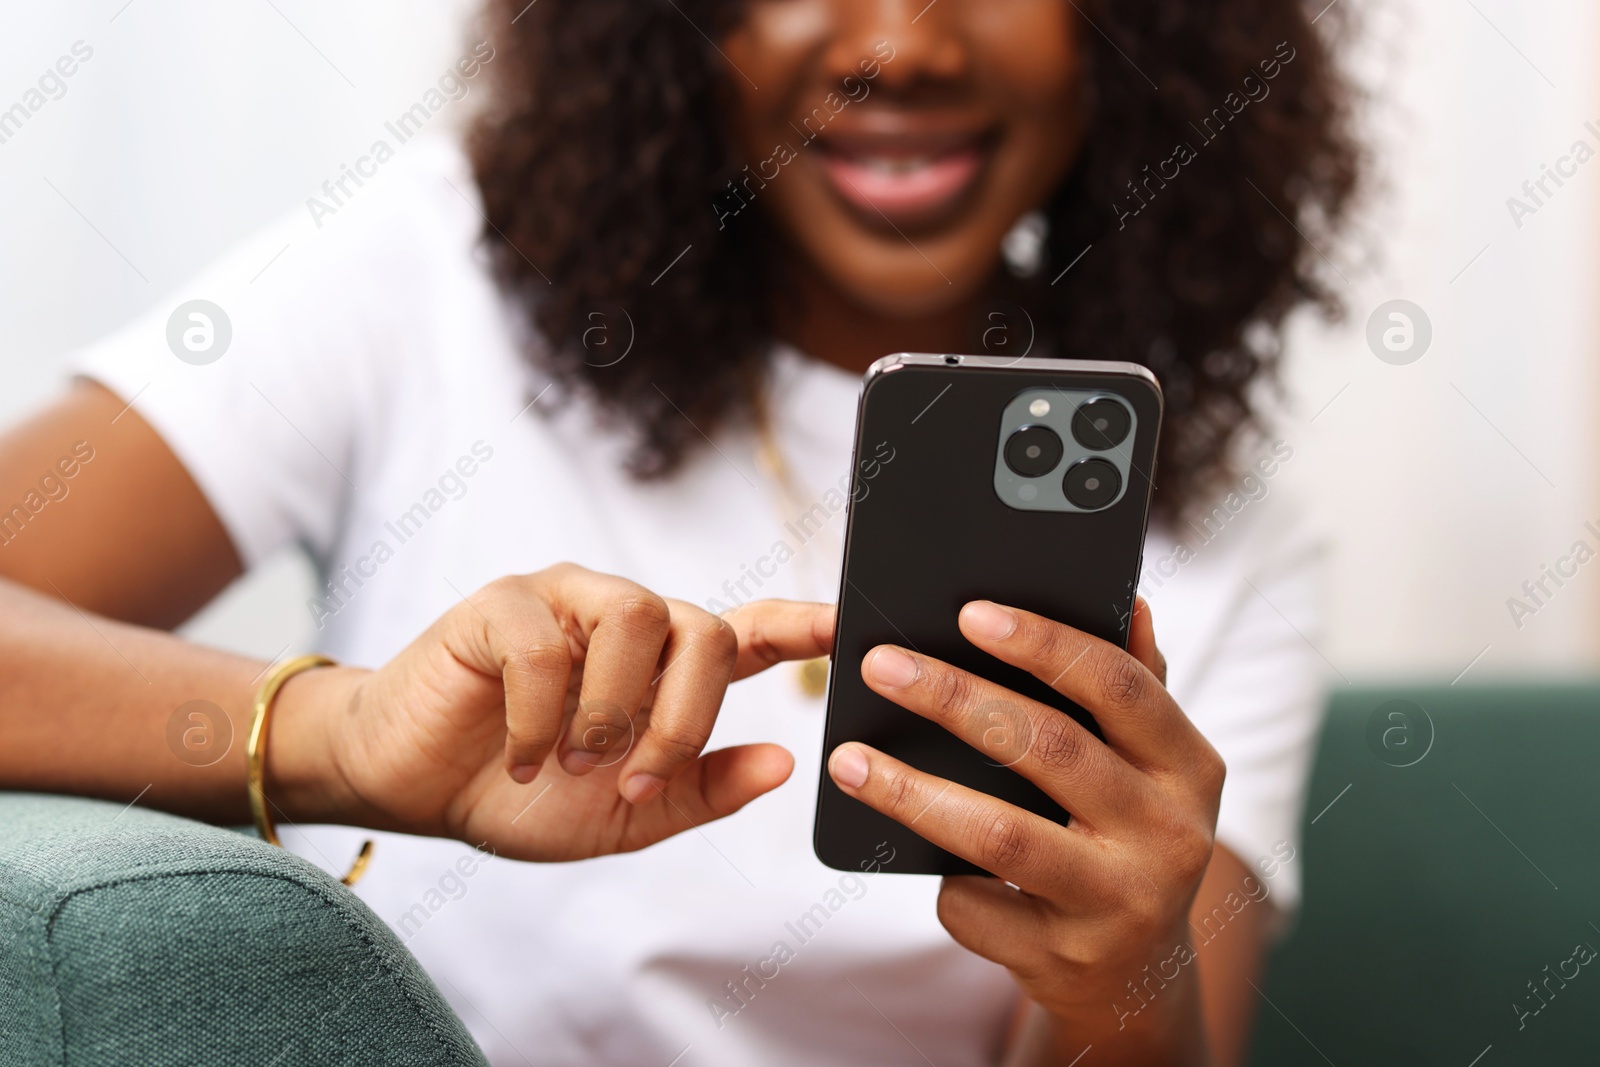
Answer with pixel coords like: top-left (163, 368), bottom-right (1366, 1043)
top-left (856, 156), bottom-right (935, 175)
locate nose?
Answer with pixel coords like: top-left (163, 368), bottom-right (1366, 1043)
top-left (821, 0), bottom-right (971, 90)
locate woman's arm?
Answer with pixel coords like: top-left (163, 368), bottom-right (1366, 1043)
top-left (0, 381), bottom-right (243, 628)
top-left (0, 384), bottom-right (835, 859)
top-left (0, 382), bottom-right (266, 817)
top-left (0, 572), bottom-right (321, 821)
top-left (1190, 846), bottom-right (1273, 1067)
top-left (0, 563), bottom-right (836, 855)
top-left (0, 569), bottom-right (381, 832)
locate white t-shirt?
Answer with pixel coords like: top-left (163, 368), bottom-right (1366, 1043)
top-left (75, 138), bottom-right (1326, 1067)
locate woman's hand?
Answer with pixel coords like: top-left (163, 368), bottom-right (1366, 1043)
top-left (272, 563), bottom-right (834, 862)
top-left (825, 598), bottom-right (1223, 1065)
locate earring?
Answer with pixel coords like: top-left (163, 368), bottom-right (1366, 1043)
top-left (1001, 210), bottom-right (1049, 278)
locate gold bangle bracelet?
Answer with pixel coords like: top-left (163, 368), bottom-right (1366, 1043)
top-left (247, 653), bottom-right (375, 887)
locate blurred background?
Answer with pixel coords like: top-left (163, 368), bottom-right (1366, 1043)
top-left (3, 0), bottom-right (1597, 683)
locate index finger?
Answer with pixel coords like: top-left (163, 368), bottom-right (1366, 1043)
top-left (720, 600), bottom-right (835, 681)
top-left (956, 600), bottom-right (1201, 774)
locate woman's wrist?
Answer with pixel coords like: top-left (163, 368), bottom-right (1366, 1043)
top-left (264, 664), bottom-right (372, 827)
top-left (1010, 931), bottom-right (1211, 1067)
top-left (1016, 981), bottom-right (1209, 1067)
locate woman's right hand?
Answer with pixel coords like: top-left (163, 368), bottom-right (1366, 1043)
top-left (271, 563), bottom-right (833, 862)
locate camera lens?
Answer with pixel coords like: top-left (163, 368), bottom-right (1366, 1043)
top-left (1003, 425), bottom-right (1064, 478)
top-left (1063, 458), bottom-right (1122, 510)
top-left (1072, 398), bottom-right (1132, 451)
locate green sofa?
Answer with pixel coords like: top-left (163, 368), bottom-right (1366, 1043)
top-left (0, 795), bottom-right (486, 1066)
top-left (2, 683), bottom-right (1594, 1065)
top-left (1249, 683), bottom-right (1600, 1066)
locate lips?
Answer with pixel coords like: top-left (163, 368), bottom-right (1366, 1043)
top-left (816, 127), bottom-right (993, 229)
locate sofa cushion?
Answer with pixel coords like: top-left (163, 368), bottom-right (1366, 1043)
top-left (0, 793), bottom-right (486, 1067)
top-left (1250, 683), bottom-right (1600, 1066)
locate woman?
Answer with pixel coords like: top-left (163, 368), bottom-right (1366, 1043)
top-left (0, 0), bottom-right (1356, 1063)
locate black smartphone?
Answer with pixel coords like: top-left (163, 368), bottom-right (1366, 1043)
top-left (813, 353), bottom-right (1162, 876)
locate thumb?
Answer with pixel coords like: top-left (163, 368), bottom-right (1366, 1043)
top-left (720, 600), bottom-right (836, 681)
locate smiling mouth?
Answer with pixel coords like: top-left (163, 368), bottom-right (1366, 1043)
top-left (817, 132), bottom-right (993, 230)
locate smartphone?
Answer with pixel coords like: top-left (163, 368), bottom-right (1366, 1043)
top-left (813, 353), bottom-right (1162, 876)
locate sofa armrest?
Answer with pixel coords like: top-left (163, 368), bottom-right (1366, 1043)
top-left (0, 792), bottom-right (486, 1067)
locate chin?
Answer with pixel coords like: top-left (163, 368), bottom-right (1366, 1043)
top-left (816, 239), bottom-right (1002, 320)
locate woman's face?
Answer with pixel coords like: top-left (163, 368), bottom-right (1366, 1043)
top-left (720, 0), bottom-right (1085, 320)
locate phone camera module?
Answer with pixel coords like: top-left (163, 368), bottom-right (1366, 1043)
top-left (1062, 457), bottom-right (1122, 510)
top-left (1003, 425), bottom-right (1064, 478)
top-left (1071, 398), bottom-right (1132, 451)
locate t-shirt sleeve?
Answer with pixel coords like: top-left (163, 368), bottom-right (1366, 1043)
top-left (71, 213), bottom-right (396, 570)
top-left (1155, 493), bottom-right (1329, 917)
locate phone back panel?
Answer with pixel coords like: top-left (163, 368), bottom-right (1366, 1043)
top-left (814, 355), bottom-right (1162, 876)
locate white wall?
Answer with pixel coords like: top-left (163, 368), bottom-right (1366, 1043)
top-left (0, 0), bottom-right (479, 657)
top-left (2, 0), bottom-right (1597, 679)
top-left (1277, 0), bottom-right (1600, 679)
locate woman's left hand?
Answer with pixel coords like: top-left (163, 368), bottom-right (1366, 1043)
top-left (826, 598), bottom-right (1223, 1065)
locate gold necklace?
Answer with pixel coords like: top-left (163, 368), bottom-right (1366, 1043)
top-left (752, 387), bottom-right (835, 700)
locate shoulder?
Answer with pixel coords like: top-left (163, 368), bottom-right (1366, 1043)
top-left (276, 136), bottom-right (499, 323)
top-left (78, 136), bottom-right (505, 362)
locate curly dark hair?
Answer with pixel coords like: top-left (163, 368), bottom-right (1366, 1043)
top-left (468, 0), bottom-right (1359, 518)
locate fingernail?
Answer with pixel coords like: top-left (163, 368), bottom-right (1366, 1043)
top-left (830, 745), bottom-right (869, 790)
top-left (867, 647), bottom-right (918, 688)
top-left (509, 763), bottom-right (538, 784)
top-left (621, 773), bottom-right (666, 805)
top-left (560, 749), bottom-right (600, 775)
top-left (962, 601), bottom-right (1017, 640)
